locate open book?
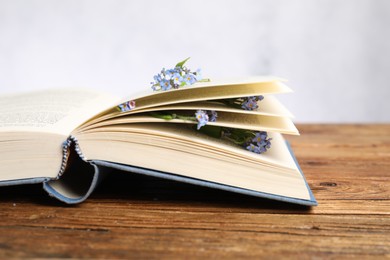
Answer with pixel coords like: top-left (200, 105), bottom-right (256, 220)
top-left (0, 77), bottom-right (317, 206)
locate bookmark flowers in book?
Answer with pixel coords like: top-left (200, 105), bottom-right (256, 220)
top-left (245, 131), bottom-right (272, 154)
top-left (195, 110), bottom-right (217, 130)
top-left (151, 110), bottom-right (272, 154)
top-left (150, 110), bottom-right (218, 130)
top-left (218, 96), bottom-right (265, 111)
top-left (117, 57), bottom-right (205, 111)
top-left (204, 126), bottom-right (272, 154)
top-left (117, 100), bottom-right (136, 112)
top-left (150, 57), bottom-right (208, 91)
top-left (117, 58), bottom-right (264, 112)
top-left (118, 58), bottom-right (271, 153)
top-left (216, 127), bottom-right (272, 154)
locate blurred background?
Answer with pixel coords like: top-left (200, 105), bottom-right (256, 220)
top-left (0, 0), bottom-right (389, 122)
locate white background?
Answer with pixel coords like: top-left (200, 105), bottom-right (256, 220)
top-left (0, 0), bottom-right (389, 122)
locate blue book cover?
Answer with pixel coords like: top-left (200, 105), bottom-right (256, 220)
top-left (1, 139), bottom-right (316, 206)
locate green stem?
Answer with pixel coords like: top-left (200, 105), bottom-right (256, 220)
top-left (198, 78), bottom-right (211, 82)
top-left (215, 99), bottom-right (242, 109)
top-left (149, 112), bottom-right (196, 122)
top-left (174, 114), bottom-right (196, 121)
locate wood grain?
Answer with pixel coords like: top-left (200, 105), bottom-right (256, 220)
top-left (0, 124), bottom-right (389, 258)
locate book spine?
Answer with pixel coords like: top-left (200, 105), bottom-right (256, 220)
top-left (57, 135), bottom-right (86, 180)
top-left (43, 135), bottom-right (109, 204)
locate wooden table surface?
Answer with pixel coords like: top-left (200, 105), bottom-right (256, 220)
top-left (0, 124), bottom-right (389, 258)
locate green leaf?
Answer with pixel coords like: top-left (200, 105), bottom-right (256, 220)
top-left (198, 125), bottom-right (222, 138)
top-left (175, 57), bottom-right (191, 68)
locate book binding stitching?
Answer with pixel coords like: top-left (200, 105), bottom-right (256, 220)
top-left (57, 135), bottom-right (86, 180)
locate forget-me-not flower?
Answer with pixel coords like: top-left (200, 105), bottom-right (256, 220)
top-left (195, 110), bottom-right (209, 130)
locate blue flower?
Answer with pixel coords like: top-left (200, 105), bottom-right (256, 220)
top-left (118, 100), bottom-right (136, 112)
top-left (183, 73), bottom-right (196, 85)
top-left (254, 145), bottom-right (266, 154)
top-left (195, 110), bottom-right (209, 130)
top-left (118, 103), bottom-right (127, 112)
top-left (194, 68), bottom-right (202, 81)
top-left (153, 74), bottom-right (162, 83)
top-left (241, 98), bottom-right (258, 110)
top-left (165, 69), bottom-right (178, 79)
top-left (127, 100), bottom-right (136, 110)
top-left (246, 143), bottom-right (256, 153)
top-left (252, 131), bottom-right (267, 144)
top-left (151, 58), bottom-right (204, 91)
top-left (209, 110), bottom-right (218, 122)
top-left (172, 73), bottom-right (183, 85)
top-left (245, 131), bottom-right (272, 154)
top-left (246, 143), bottom-right (264, 154)
top-left (160, 79), bottom-right (172, 91)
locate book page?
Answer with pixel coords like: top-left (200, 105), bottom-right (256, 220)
top-left (127, 95), bottom-right (294, 118)
top-left (117, 76), bottom-right (287, 103)
top-left (78, 112), bottom-right (299, 135)
top-left (74, 123), bottom-right (310, 200)
top-left (131, 79), bottom-right (292, 111)
top-left (86, 77), bottom-right (292, 122)
top-left (80, 78), bottom-right (293, 129)
top-left (77, 123), bottom-right (297, 170)
top-left (0, 88), bottom-right (120, 135)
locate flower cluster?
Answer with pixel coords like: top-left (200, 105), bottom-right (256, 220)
top-left (149, 109), bottom-right (218, 130)
top-left (219, 95), bottom-right (264, 111)
top-left (151, 58), bottom-right (202, 91)
top-left (118, 100), bottom-right (136, 112)
top-left (245, 131), bottom-right (272, 154)
top-left (220, 128), bottom-right (272, 154)
top-left (195, 110), bottom-right (218, 130)
top-left (241, 96), bottom-right (264, 111)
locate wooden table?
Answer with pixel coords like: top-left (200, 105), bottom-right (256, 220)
top-left (0, 124), bottom-right (389, 258)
